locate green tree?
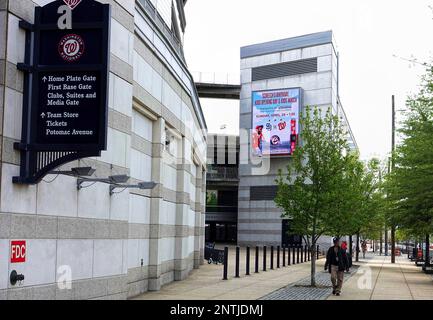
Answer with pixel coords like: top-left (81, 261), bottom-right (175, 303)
top-left (385, 64), bottom-right (433, 253)
top-left (349, 159), bottom-right (385, 260)
top-left (361, 190), bottom-right (386, 243)
top-left (325, 152), bottom-right (363, 239)
top-left (275, 106), bottom-right (353, 286)
top-left (395, 228), bottom-right (417, 244)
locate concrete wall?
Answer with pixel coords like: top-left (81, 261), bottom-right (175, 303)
top-left (0, 0), bottom-right (206, 300)
top-left (238, 37), bottom-right (338, 246)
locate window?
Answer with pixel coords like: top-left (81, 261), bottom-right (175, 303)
top-left (206, 190), bottom-right (218, 206)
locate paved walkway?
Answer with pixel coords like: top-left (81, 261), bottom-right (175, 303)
top-left (260, 265), bottom-right (359, 300)
top-left (133, 246), bottom-right (322, 300)
top-left (327, 253), bottom-right (433, 300)
top-left (132, 249), bottom-right (433, 300)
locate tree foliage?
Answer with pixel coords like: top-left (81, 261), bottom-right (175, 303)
top-left (275, 107), bottom-right (349, 243)
top-left (385, 64), bottom-right (433, 238)
top-left (275, 106), bottom-right (385, 286)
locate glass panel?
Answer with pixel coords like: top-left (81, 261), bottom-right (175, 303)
top-left (206, 190), bottom-right (218, 206)
top-left (215, 223), bottom-right (226, 242)
top-left (226, 224), bottom-right (237, 242)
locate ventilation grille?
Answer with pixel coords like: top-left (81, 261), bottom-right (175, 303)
top-left (250, 186), bottom-right (278, 201)
top-left (252, 58), bottom-right (317, 81)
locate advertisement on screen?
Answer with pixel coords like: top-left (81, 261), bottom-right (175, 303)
top-left (252, 88), bottom-right (301, 157)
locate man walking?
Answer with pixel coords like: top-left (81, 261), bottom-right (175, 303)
top-left (325, 237), bottom-right (350, 296)
top-left (361, 240), bottom-right (367, 258)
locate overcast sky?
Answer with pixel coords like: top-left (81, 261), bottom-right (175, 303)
top-left (183, 0), bottom-right (433, 160)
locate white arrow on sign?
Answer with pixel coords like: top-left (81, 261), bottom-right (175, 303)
top-left (40, 113), bottom-right (46, 118)
top-left (42, 76), bottom-right (47, 82)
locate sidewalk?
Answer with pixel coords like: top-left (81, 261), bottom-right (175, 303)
top-left (133, 246), bottom-right (323, 300)
top-left (132, 249), bottom-right (433, 300)
top-left (260, 265), bottom-right (359, 300)
top-left (327, 253), bottom-right (433, 300)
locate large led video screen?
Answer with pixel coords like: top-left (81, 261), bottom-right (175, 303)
top-left (252, 88), bottom-right (301, 156)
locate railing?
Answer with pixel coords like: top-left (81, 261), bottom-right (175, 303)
top-left (192, 71), bottom-right (240, 85)
top-left (215, 245), bottom-right (323, 281)
top-left (206, 166), bottom-right (239, 181)
top-left (137, 0), bottom-right (185, 61)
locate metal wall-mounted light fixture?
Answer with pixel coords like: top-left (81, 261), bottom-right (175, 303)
top-left (109, 181), bottom-right (157, 196)
top-left (50, 166), bottom-right (96, 177)
top-left (109, 175), bottom-right (130, 184)
top-left (77, 174), bottom-right (130, 190)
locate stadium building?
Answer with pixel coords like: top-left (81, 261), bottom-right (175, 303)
top-left (0, 0), bottom-right (207, 299)
top-left (237, 31), bottom-right (357, 247)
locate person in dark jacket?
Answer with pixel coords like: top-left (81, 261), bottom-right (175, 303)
top-left (325, 237), bottom-right (350, 296)
top-left (361, 240), bottom-right (367, 258)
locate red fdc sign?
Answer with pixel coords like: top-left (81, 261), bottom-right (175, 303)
top-left (11, 241), bottom-right (26, 263)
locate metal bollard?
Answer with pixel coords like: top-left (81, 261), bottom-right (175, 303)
top-left (235, 246), bottom-right (240, 278)
top-left (292, 246), bottom-right (295, 265)
top-left (301, 245), bottom-right (304, 262)
top-left (223, 246), bottom-right (228, 280)
top-left (263, 246), bottom-right (267, 271)
top-left (246, 246), bottom-right (250, 276)
top-left (297, 246), bottom-right (300, 263)
top-left (304, 245), bottom-right (307, 262)
top-left (282, 246), bottom-right (286, 267)
top-left (277, 246), bottom-right (280, 268)
top-left (288, 245), bottom-right (291, 265)
top-left (255, 246), bottom-right (259, 273)
top-left (270, 246), bottom-right (274, 270)
top-left (317, 245), bottom-right (320, 260)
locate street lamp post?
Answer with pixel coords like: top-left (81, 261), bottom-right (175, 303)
top-left (384, 158), bottom-right (389, 256)
top-left (391, 95), bottom-right (396, 264)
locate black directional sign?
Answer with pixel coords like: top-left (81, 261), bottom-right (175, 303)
top-left (32, 0), bottom-right (110, 150)
top-left (14, 0), bottom-right (110, 183)
top-left (37, 71), bottom-right (101, 145)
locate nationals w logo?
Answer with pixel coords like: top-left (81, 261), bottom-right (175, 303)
top-left (63, 0), bottom-right (82, 10)
top-left (58, 34), bottom-right (85, 62)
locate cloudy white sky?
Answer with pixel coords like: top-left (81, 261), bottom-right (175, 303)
top-left (183, 0), bottom-right (433, 160)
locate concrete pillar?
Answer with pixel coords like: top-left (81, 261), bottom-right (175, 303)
top-left (174, 136), bottom-right (187, 280)
top-left (200, 167), bottom-right (206, 263)
top-left (193, 164), bottom-right (204, 268)
top-left (148, 117), bottom-right (165, 291)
